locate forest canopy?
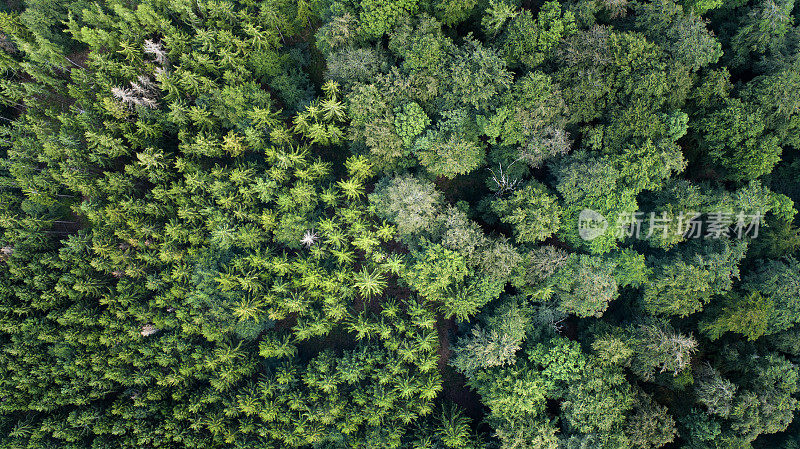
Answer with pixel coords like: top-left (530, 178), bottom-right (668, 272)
top-left (1, 0), bottom-right (800, 448)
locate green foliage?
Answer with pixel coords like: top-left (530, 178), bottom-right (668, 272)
top-left (482, 0), bottom-right (517, 36)
top-left (471, 363), bottom-right (549, 423)
top-left (450, 297), bottom-right (531, 376)
top-left (370, 174), bottom-right (444, 238)
top-left (404, 243), bottom-right (468, 300)
top-left (3, 0), bottom-right (800, 447)
top-left (642, 241), bottom-right (747, 317)
top-left (554, 141), bottom-right (686, 254)
top-left (403, 242), bottom-right (503, 320)
top-left (494, 419), bottom-right (560, 449)
top-left (434, 0), bottom-right (479, 26)
top-left (527, 338), bottom-right (587, 397)
top-left (480, 71), bottom-right (570, 169)
top-left (550, 254), bottom-right (620, 318)
top-left (562, 361), bottom-right (634, 434)
top-left (436, 404), bottom-right (474, 448)
top-left (681, 0), bottom-right (724, 14)
top-left (414, 109), bottom-right (485, 178)
top-left (726, 0), bottom-right (795, 69)
top-left (499, 1), bottom-right (577, 69)
top-left (701, 291), bottom-right (775, 341)
top-left (624, 392), bottom-right (677, 449)
top-left (742, 59), bottom-right (800, 149)
top-left (449, 37), bottom-right (513, 110)
top-left (491, 181), bottom-right (562, 244)
top-left (698, 98), bottom-right (782, 181)
top-left (388, 15), bottom-right (453, 76)
top-left (325, 47), bottom-right (389, 88)
top-left (627, 322), bottom-right (698, 381)
top-left (609, 249), bottom-right (650, 288)
top-left (719, 350), bottom-right (800, 445)
top-left (450, 325), bottom-right (522, 376)
top-left (353, 267), bottom-right (388, 299)
top-left (359, 0), bottom-right (419, 39)
top-left (555, 27), bottom-right (677, 126)
top-left (703, 258), bottom-right (800, 340)
top-left (635, 0), bottom-right (723, 70)
top-left (394, 102), bottom-right (430, 147)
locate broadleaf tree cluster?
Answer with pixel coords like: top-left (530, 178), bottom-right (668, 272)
top-left (1, 0), bottom-right (800, 448)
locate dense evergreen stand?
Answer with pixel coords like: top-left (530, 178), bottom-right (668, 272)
top-left (1, 0), bottom-right (799, 448)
